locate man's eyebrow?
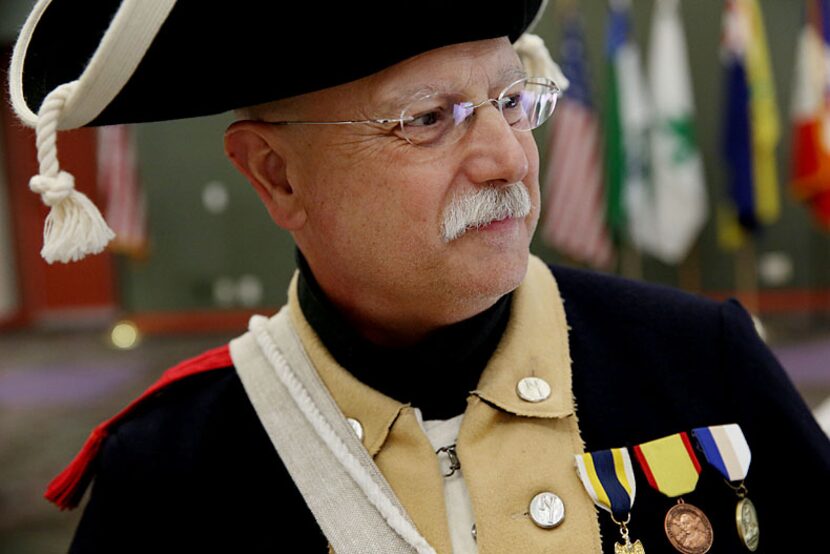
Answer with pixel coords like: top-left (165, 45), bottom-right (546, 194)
top-left (374, 65), bottom-right (528, 113)
top-left (499, 65), bottom-right (528, 84)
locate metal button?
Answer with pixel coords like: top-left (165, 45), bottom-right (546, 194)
top-left (516, 376), bottom-right (551, 403)
top-left (529, 492), bottom-right (565, 529)
top-left (347, 417), bottom-right (364, 441)
top-left (471, 523), bottom-right (477, 541)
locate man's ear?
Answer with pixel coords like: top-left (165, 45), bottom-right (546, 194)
top-left (224, 121), bottom-right (307, 230)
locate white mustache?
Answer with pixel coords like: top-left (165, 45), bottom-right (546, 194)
top-left (441, 182), bottom-right (531, 243)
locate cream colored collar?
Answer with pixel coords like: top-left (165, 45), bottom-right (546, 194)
top-left (473, 256), bottom-right (574, 419)
top-left (287, 255), bottom-right (572, 455)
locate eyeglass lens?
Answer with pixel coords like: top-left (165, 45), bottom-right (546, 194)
top-left (398, 78), bottom-right (558, 147)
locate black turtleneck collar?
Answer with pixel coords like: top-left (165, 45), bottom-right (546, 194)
top-left (295, 250), bottom-right (512, 420)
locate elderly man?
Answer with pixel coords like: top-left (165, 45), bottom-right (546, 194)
top-left (10, 1), bottom-right (830, 553)
top-left (225, 38), bottom-right (539, 347)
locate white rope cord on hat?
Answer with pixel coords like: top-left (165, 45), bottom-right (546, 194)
top-left (248, 315), bottom-right (436, 554)
top-left (29, 82), bottom-right (114, 263)
top-left (514, 33), bottom-right (570, 90)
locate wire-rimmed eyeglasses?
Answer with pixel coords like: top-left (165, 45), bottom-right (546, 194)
top-left (263, 77), bottom-right (561, 147)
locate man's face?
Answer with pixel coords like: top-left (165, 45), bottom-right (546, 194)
top-left (281, 37), bottom-right (540, 327)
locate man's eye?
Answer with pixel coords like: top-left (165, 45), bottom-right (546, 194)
top-left (406, 110), bottom-right (442, 127)
top-left (502, 94), bottom-right (522, 110)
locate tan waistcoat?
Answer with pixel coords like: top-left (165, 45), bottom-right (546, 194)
top-left (288, 256), bottom-right (602, 553)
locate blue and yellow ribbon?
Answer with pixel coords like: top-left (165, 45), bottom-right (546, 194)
top-left (575, 447), bottom-right (636, 520)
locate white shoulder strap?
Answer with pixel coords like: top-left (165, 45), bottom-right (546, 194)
top-left (230, 311), bottom-right (435, 554)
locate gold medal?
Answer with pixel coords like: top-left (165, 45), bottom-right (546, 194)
top-left (691, 425), bottom-right (760, 551)
top-left (611, 514), bottom-right (645, 554)
top-left (736, 497), bottom-right (760, 551)
top-left (614, 538), bottom-right (645, 554)
top-left (663, 500), bottom-right (713, 554)
top-left (726, 481), bottom-right (760, 551)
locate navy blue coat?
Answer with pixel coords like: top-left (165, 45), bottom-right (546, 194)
top-left (68, 265), bottom-right (830, 553)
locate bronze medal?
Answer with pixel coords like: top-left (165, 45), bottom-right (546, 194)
top-left (664, 501), bottom-right (713, 554)
top-left (735, 497), bottom-right (760, 551)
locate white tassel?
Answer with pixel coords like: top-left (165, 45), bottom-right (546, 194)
top-left (29, 82), bottom-right (114, 263)
top-left (514, 33), bottom-right (571, 91)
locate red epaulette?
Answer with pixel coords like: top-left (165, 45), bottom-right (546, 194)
top-left (45, 344), bottom-right (233, 510)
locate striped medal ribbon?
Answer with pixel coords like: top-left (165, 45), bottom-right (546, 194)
top-left (692, 423), bottom-right (759, 552)
top-left (575, 448), bottom-right (644, 553)
top-left (633, 432), bottom-right (713, 554)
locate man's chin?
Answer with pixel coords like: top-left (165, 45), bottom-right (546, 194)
top-left (453, 246), bottom-right (530, 299)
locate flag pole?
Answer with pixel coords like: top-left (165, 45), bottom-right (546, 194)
top-left (734, 237), bottom-right (760, 315)
top-left (678, 241), bottom-right (702, 293)
top-left (620, 238), bottom-right (643, 281)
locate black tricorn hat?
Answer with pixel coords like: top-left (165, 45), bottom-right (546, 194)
top-left (11, 0), bottom-right (546, 129)
top-left (8, 0), bottom-right (551, 265)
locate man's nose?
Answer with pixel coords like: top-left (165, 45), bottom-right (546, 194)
top-left (461, 103), bottom-right (530, 186)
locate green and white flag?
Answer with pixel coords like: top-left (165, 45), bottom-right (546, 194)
top-left (645, 0), bottom-right (708, 263)
top-left (605, 0), bottom-right (652, 250)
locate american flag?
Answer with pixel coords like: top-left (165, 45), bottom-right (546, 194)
top-left (97, 125), bottom-right (147, 256)
top-left (540, 11), bottom-right (614, 270)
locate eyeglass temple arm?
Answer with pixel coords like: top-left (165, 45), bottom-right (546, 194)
top-left (266, 117), bottom-right (409, 126)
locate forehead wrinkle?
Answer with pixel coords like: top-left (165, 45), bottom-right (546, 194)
top-left (499, 64), bottom-right (528, 85)
top-left (371, 62), bottom-right (528, 114)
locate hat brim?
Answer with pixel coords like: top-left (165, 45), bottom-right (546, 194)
top-left (17, 0), bottom-right (544, 127)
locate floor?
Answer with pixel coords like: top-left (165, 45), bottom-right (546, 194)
top-left (0, 329), bottom-right (235, 554)
top-left (0, 324), bottom-right (828, 553)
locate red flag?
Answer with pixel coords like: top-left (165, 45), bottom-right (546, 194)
top-left (791, 0), bottom-right (830, 229)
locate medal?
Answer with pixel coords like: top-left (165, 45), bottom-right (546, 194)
top-left (633, 432), bottom-right (713, 554)
top-left (692, 424), bottom-right (759, 551)
top-left (575, 447), bottom-right (645, 553)
top-left (664, 500), bottom-right (714, 554)
top-left (736, 496), bottom-right (760, 551)
top-left (613, 516), bottom-right (646, 554)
